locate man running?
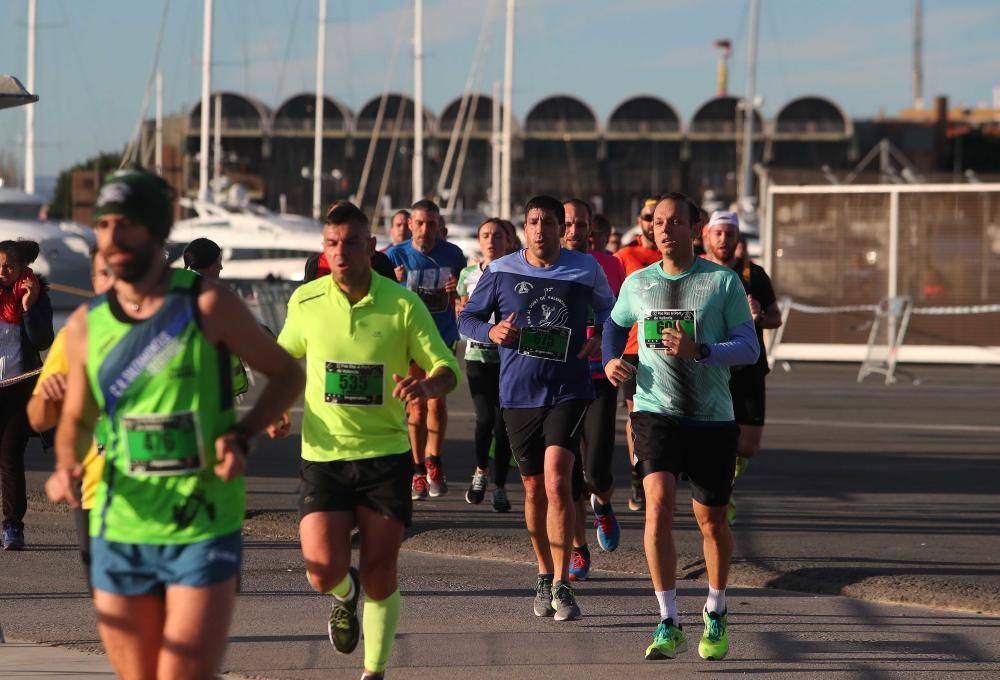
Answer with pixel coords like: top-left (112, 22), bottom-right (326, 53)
top-left (460, 195), bottom-right (614, 622)
top-left (386, 199), bottom-right (467, 500)
top-left (562, 199), bottom-right (625, 582)
top-left (701, 210), bottom-right (781, 525)
top-left (275, 202), bottom-right (459, 679)
top-left (385, 209), bottom-right (411, 249)
top-left (613, 198), bottom-right (662, 512)
top-left (46, 168), bottom-right (304, 679)
top-left (603, 193), bottom-right (758, 662)
top-left (457, 218), bottom-right (512, 512)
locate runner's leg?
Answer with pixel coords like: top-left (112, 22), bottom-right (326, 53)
top-left (300, 511), bottom-right (355, 593)
top-left (92, 591), bottom-right (164, 680)
top-left (522, 473), bottom-right (554, 575)
top-left (642, 471), bottom-right (678, 592)
top-left (158, 578), bottom-right (237, 679)
top-left (692, 500), bottom-right (732, 592)
top-left (544, 445), bottom-right (576, 582)
top-left (357, 505), bottom-right (405, 676)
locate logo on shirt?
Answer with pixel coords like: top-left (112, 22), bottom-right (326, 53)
top-left (515, 281), bottom-right (534, 295)
top-left (526, 287), bottom-right (569, 327)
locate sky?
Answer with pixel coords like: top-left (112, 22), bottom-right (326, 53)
top-left (2, 0), bottom-right (999, 179)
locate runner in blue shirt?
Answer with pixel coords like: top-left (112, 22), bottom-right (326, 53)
top-left (460, 195), bottom-right (615, 623)
top-left (386, 200), bottom-right (468, 502)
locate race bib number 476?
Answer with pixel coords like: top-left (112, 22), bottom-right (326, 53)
top-left (643, 310), bottom-right (695, 349)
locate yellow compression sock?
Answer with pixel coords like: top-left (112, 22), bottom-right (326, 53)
top-left (734, 456), bottom-right (750, 481)
top-left (363, 589), bottom-right (401, 673)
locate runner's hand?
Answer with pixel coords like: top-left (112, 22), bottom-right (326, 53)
top-left (577, 335), bottom-right (602, 360)
top-left (21, 276), bottom-right (39, 310)
top-left (394, 265), bottom-right (406, 282)
top-left (45, 465), bottom-right (83, 508)
top-left (38, 373), bottom-right (68, 401)
top-left (661, 326), bottom-right (696, 359)
top-left (444, 274), bottom-right (458, 294)
top-left (392, 373), bottom-right (429, 403)
top-left (488, 312), bottom-right (520, 347)
top-left (748, 294), bottom-right (762, 322)
top-left (266, 412), bottom-right (291, 439)
top-left (604, 358), bottom-right (637, 387)
top-left (214, 434), bottom-right (247, 481)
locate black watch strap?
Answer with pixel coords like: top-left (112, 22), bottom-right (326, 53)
top-left (226, 424), bottom-right (255, 455)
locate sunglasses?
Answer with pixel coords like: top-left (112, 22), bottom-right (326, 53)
top-left (640, 214), bottom-right (654, 222)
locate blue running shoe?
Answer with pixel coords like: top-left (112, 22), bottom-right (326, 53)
top-left (591, 494), bottom-right (620, 552)
top-left (568, 547), bottom-right (591, 581)
top-left (2, 526), bottom-right (24, 550)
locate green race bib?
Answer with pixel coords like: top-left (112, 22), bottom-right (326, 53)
top-left (123, 411), bottom-right (204, 476)
top-left (325, 362), bottom-right (384, 406)
top-left (517, 326), bottom-right (571, 362)
top-left (643, 310), bottom-right (696, 349)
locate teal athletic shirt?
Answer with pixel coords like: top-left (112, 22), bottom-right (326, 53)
top-left (604, 258), bottom-right (758, 421)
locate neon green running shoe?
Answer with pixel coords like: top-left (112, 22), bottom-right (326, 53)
top-left (699, 608), bottom-right (729, 660)
top-left (644, 619), bottom-right (687, 660)
top-left (726, 496), bottom-right (737, 526)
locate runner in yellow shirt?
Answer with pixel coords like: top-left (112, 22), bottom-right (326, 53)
top-left (30, 245), bottom-right (113, 585)
top-left (273, 202), bottom-right (460, 680)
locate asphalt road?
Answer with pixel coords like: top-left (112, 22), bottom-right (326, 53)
top-left (3, 361), bottom-right (999, 677)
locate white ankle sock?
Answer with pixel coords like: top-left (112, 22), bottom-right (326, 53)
top-left (706, 586), bottom-right (726, 614)
top-left (655, 589), bottom-right (678, 623)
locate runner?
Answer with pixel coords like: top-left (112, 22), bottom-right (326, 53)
top-left (589, 213), bottom-right (614, 255)
top-left (274, 202), bottom-right (460, 679)
top-left (30, 245), bottom-right (113, 583)
top-left (460, 195), bottom-right (615, 622)
top-left (561, 199), bottom-right (625, 582)
top-left (385, 209), bottom-right (411, 249)
top-left (456, 218), bottom-right (512, 512)
top-left (386, 199), bottom-right (467, 500)
top-left (613, 198), bottom-right (662, 512)
top-left (603, 193), bottom-right (758, 661)
top-left (45, 168), bottom-right (304, 680)
top-left (700, 211), bottom-right (781, 525)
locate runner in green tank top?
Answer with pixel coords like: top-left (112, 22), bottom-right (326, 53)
top-left (45, 169), bottom-right (304, 680)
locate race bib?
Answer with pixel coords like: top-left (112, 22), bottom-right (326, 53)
top-left (123, 411), bottom-right (204, 476)
top-left (325, 361), bottom-right (384, 406)
top-left (643, 309), bottom-right (696, 349)
top-left (468, 340), bottom-right (499, 352)
top-left (517, 326), bottom-right (571, 362)
top-left (407, 267), bottom-right (452, 314)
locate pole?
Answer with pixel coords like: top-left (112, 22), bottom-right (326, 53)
top-left (313, 0), bottom-right (327, 220)
top-left (24, 0), bottom-right (36, 194)
top-left (491, 80), bottom-right (501, 217)
top-left (155, 71), bottom-right (163, 175)
top-left (913, 0), bottom-right (923, 110)
top-left (412, 0), bottom-right (424, 203)
top-left (500, 0), bottom-right (515, 219)
top-left (739, 0), bottom-right (759, 209)
top-left (199, 0), bottom-right (213, 202)
top-left (213, 92), bottom-right (222, 186)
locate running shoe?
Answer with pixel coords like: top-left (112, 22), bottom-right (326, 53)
top-left (568, 548), bottom-right (591, 582)
top-left (465, 469), bottom-right (488, 504)
top-left (698, 608), bottom-right (729, 660)
top-left (644, 618), bottom-right (687, 660)
top-left (492, 486), bottom-right (511, 513)
top-left (628, 477), bottom-right (645, 512)
top-left (426, 457), bottom-right (448, 497)
top-left (2, 526), bottom-right (24, 551)
top-left (551, 581), bottom-right (581, 621)
top-left (592, 495), bottom-right (621, 552)
top-left (327, 567), bottom-right (361, 654)
top-left (726, 496), bottom-right (737, 527)
top-left (533, 574), bottom-right (554, 617)
top-left (411, 473), bottom-right (429, 501)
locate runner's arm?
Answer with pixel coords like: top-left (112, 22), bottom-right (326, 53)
top-left (698, 273), bottom-right (759, 367)
top-left (27, 329), bottom-right (68, 432)
top-left (758, 301), bottom-right (782, 329)
top-left (457, 268), bottom-right (499, 344)
top-left (407, 296), bottom-right (461, 397)
top-left (602, 319), bottom-right (630, 366)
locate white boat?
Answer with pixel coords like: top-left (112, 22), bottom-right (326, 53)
top-left (0, 186), bottom-right (94, 308)
top-left (168, 196), bottom-right (391, 282)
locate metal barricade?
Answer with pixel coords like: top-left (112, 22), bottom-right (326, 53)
top-left (246, 281), bottom-right (300, 335)
top-left (857, 296), bottom-right (914, 384)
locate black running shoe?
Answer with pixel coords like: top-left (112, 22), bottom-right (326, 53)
top-left (328, 567), bottom-right (361, 654)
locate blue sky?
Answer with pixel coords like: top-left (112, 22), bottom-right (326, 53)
top-left (2, 0), bottom-right (999, 178)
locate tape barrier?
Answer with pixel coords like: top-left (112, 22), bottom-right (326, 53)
top-left (782, 297), bottom-right (1000, 316)
top-left (48, 282), bottom-right (93, 298)
top-left (0, 367), bottom-right (42, 388)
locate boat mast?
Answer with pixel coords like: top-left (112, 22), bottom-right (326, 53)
top-left (739, 0), bottom-right (759, 211)
top-left (491, 80), bottom-right (501, 217)
top-left (24, 0), bottom-right (36, 194)
top-left (412, 0), bottom-right (424, 203)
top-left (500, 0), bottom-right (515, 219)
top-left (199, 0), bottom-right (213, 202)
top-left (313, 0), bottom-right (327, 220)
top-left (155, 71), bottom-right (163, 175)
top-left (913, 0), bottom-right (923, 110)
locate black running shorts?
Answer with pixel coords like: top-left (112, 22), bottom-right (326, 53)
top-left (503, 400), bottom-right (588, 492)
top-left (298, 453), bottom-right (413, 526)
top-left (629, 412), bottom-right (738, 507)
top-left (621, 354), bottom-right (640, 402)
top-left (729, 366), bottom-right (766, 426)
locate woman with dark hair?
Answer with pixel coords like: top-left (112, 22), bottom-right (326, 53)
top-left (0, 239), bottom-right (54, 549)
top-left (182, 237), bottom-right (223, 278)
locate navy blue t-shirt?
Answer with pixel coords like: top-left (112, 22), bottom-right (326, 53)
top-left (386, 238), bottom-right (468, 345)
top-left (459, 248), bottom-right (615, 408)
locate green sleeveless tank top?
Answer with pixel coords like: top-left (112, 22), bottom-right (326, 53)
top-left (86, 269), bottom-right (244, 544)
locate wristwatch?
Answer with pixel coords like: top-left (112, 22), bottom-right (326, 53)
top-left (226, 424), bottom-right (255, 456)
top-left (695, 344), bottom-right (711, 362)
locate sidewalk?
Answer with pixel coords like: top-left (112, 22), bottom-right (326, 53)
top-left (0, 639), bottom-right (114, 679)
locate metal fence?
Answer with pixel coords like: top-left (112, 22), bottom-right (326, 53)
top-left (763, 184), bottom-right (1000, 364)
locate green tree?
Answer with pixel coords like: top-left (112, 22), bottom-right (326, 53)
top-left (47, 152), bottom-right (122, 219)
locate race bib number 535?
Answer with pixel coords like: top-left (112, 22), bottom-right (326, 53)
top-left (325, 362), bottom-right (384, 406)
top-left (643, 310), bottom-right (695, 349)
